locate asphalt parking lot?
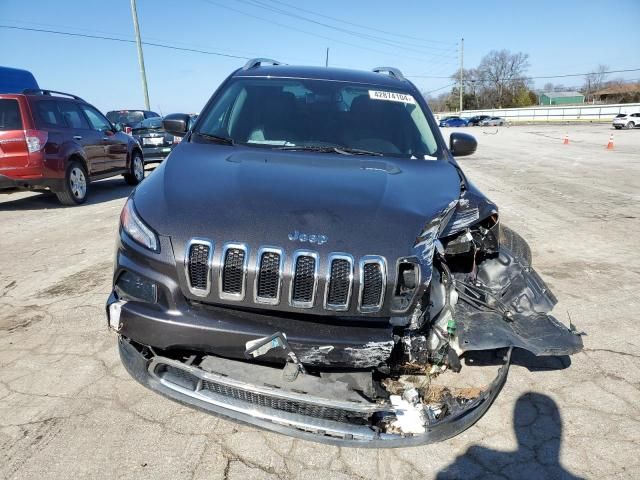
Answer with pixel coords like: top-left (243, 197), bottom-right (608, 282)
top-left (1, 123), bottom-right (639, 479)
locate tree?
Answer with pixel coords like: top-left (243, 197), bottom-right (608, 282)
top-left (543, 82), bottom-right (554, 92)
top-left (476, 50), bottom-right (530, 108)
top-left (583, 64), bottom-right (609, 102)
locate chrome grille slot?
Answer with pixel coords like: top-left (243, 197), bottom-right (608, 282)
top-left (290, 251), bottom-right (318, 308)
top-left (325, 254), bottom-right (354, 311)
top-left (219, 243), bottom-right (248, 300)
top-left (359, 256), bottom-right (386, 312)
top-left (185, 239), bottom-right (213, 296)
top-left (255, 247), bottom-right (284, 305)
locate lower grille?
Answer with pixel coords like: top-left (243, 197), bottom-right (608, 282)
top-left (158, 364), bottom-right (371, 425)
top-left (291, 253), bottom-right (318, 307)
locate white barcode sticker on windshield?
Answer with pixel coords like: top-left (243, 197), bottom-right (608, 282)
top-left (369, 90), bottom-right (416, 104)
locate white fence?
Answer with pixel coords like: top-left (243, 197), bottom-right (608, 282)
top-left (436, 103), bottom-right (640, 123)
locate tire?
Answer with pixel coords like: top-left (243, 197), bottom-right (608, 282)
top-left (124, 151), bottom-right (144, 186)
top-left (614, 126), bottom-right (622, 130)
top-left (626, 122), bottom-right (635, 130)
top-left (499, 224), bottom-right (532, 266)
top-left (56, 161), bottom-right (89, 206)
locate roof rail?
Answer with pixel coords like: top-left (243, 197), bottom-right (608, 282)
top-left (242, 58), bottom-right (282, 70)
top-left (22, 89), bottom-right (84, 101)
top-left (372, 67), bottom-right (405, 81)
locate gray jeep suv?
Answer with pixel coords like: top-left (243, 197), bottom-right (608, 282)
top-left (107, 59), bottom-right (582, 447)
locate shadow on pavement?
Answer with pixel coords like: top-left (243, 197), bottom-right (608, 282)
top-left (0, 165), bottom-right (157, 212)
top-left (437, 392), bottom-right (584, 480)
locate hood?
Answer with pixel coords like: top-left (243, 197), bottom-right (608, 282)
top-left (134, 143), bottom-right (461, 260)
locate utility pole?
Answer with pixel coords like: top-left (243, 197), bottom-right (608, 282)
top-left (459, 37), bottom-right (464, 113)
top-left (325, 47), bottom-right (329, 67)
top-left (130, 0), bottom-right (150, 110)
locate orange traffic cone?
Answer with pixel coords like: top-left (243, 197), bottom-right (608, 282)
top-left (563, 134), bottom-right (569, 145)
top-left (606, 134), bottom-right (614, 150)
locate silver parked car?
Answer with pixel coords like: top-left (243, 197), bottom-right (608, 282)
top-left (481, 116), bottom-right (505, 126)
top-left (612, 113), bottom-right (640, 130)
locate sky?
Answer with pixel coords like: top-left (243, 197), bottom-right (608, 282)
top-left (1, 0), bottom-right (639, 113)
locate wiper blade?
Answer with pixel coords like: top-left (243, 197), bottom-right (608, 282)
top-left (276, 145), bottom-right (334, 152)
top-left (276, 145), bottom-right (383, 156)
top-left (195, 132), bottom-right (234, 145)
top-left (333, 146), bottom-right (383, 156)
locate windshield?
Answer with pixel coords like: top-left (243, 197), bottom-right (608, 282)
top-left (195, 78), bottom-right (439, 158)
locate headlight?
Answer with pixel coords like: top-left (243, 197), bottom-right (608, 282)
top-left (120, 197), bottom-right (159, 252)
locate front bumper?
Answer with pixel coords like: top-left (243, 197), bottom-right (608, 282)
top-left (119, 337), bottom-right (512, 447)
top-left (141, 146), bottom-right (173, 162)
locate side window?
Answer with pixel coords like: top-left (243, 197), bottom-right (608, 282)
top-left (58, 101), bottom-right (90, 129)
top-left (145, 111), bottom-right (160, 118)
top-left (34, 100), bottom-right (65, 128)
top-left (80, 105), bottom-right (112, 131)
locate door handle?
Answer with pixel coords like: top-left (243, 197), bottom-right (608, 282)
top-left (73, 135), bottom-right (82, 140)
top-left (102, 137), bottom-right (110, 141)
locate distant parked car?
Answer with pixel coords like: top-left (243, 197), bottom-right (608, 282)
top-left (133, 117), bottom-right (176, 163)
top-left (0, 89), bottom-right (144, 205)
top-left (439, 116), bottom-right (468, 127)
top-left (612, 113), bottom-right (640, 130)
top-left (0, 66), bottom-right (39, 93)
top-left (467, 115), bottom-right (491, 126)
top-left (106, 110), bottom-right (160, 131)
top-left (481, 116), bottom-right (505, 126)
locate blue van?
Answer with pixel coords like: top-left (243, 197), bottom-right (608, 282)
top-left (0, 66), bottom-right (39, 93)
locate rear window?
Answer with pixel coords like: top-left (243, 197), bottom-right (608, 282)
top-left (106, 110), bottom-right (145, 126)
top-left (0, 99), bottom-right (22, 130)
top-left (34, 100), bottom-right (65, 128)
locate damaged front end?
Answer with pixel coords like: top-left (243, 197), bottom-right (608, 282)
top-left (110, 182), bottom-right (583, 447)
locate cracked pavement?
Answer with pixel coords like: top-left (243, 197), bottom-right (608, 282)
top-left (1, 124), bottom-right (639, 479)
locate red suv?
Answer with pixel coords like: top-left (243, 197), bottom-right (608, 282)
top-left (0, 89), bottom-right (144, 205)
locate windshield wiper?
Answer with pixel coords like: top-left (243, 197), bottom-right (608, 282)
top-left (333, 146), bottom-right (383, 156)
top-left (194, 132), bottom-right (234, 145)
top-left (276, 145), bottom-right (383, 156)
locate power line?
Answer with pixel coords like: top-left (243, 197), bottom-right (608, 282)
top-left (264, 0), bottom-right (456, 47)
top-left (424, 83), bottom-right (456, 94)
top-left (408, 67), bottom-right (640, 81)
top-left (200, 0), bottom-right (456, 65)
top-left (0, 24), bottom-right (250, 60)
top-left (241, 0), bottom-right (457, 57)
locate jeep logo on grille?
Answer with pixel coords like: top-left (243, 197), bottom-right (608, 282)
top-left (288, 230), bottom-right (328, 245)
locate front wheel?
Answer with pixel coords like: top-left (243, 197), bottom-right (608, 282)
top-left (614, 126), bottom-right (622, 130)
top-left (124, 151), bottom-right (144, 186)
top-left (56, 161), bottom-right (89, 206)
top-left (626, 122), bottom-right (635, 130)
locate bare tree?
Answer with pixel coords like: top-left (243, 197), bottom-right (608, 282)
top-left (583, 64), bottom-right (609, 102)
top-left (476, 50), bottom-right (530, 108)
top-left (543, 82), bottom-right (554, 92)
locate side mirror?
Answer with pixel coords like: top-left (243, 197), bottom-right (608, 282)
top-left (449, 132), bottom-right (477, 157)
top-left (163, 113), bottom-right (190, 137)
top-left (113, 122), bottom-right (123, 132)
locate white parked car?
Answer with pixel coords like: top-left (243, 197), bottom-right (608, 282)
top-left (613, 113), bottom-right (640, 129)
